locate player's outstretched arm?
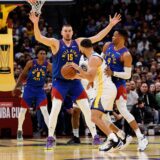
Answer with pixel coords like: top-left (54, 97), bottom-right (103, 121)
top-left (76, 13), bottom-right (121, 44)
top-left (12, 60), bottom-right (32, 96)
top-left (29, 12), bottom-right (59, 53)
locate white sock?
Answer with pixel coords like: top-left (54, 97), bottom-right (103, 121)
top-left (18, 108), bottom-right (27, 131)
top-left (117, 130), bottom-right (125, 140)
top-left (108, 133), bottom-right (118, 142)
top-left (48, 98), bottom-right (62, 137)
top-left (76, 99), bottom-right (97, 138)
top-left (135, 128), bottom-right (143, 139)
top-left (40, 106), bottom-right (49, 128)
top-left (73, 129), bottom-right (79, 138)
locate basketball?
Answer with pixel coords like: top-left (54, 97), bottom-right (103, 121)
top-left (61, 64), bottom-right (77, 79)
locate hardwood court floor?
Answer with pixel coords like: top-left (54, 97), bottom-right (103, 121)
top-left (0, 136), bottom-right (160, 160)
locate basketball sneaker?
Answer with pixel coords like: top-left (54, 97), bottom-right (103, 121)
top-left (17, 130), bottom-right (23, 141)
top-left (67, 136), bottom-right (80, 144)
top-left (45, 136), bottom-right (56, 149)
top-left (92, 135), bottom-right (101, 145)
top-left (99, 137), bottom-right (123, 152)
top-left (119, 135), bottom-right (133, 150)
top-left (138, 136), bottom-right (148, 151)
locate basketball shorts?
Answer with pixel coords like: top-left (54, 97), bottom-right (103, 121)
top-left (21, 85), bottom-right (47, 109)
top-left (116, 85), bottom-right (127, 100)
top-left (51, 79), bottom-right (87, 101)
top-left (91, 82), bottom-right (117, 113)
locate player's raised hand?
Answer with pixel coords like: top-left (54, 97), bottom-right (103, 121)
top-left (109, 13), bottom-right (121, 26)
top-left (27, 0), bottom-right (37, 5)
top-left (29, 11), bottom-right (40, 24)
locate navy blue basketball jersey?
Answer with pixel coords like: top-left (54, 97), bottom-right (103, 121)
top-left (52, 39), bottom-right (81, 80)
top-left (104, 43), bottom-right (128, 88)
top-left (26, 59), bottom-right (48, 87)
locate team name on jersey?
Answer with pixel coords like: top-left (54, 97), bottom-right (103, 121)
top-left (61, 48), bottom-right (78, 62)
top-left (105, 52), bottom-right (117, 65)
top-left (32, 67), bottom-right (46, 81)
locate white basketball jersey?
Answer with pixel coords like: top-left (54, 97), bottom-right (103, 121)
top-left (92, 52), bottom-right (113, 95)
top-left (79, 55), bottom-right (96, 100)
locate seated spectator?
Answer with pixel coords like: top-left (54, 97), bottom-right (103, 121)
top-left (137, 37), bottom-right (150, 55)
top-left (130, 80), bottom-right (137, 92)
top-left (143, 44), bottom-right (156, 63)
top-left (149, 83), bottom-right (156, 95)
top-left (138, 82), bottom-right (159, 124)
top-left (135, 79), bottom-right (142, 94)
top-left (146, 72), bottom-right (155, 85)
top-left (126, 81), bottom-right (139, 111)
top-left (130, 97), bottom-right (153, 134)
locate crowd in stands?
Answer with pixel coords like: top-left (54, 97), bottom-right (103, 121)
top-left (7, 0), bottom-right (160, 136)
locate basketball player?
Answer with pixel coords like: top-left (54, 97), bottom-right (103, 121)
top-left (67, 55), bottom-right (96, 144)
top-left (71, 39), bottom-right (123, 152)
top-left (12, 46), bottom-right (51, 140)
top-left (29, 7), bottom-right (121, 149)
top-left (103, 29), bottom-right (148, 151)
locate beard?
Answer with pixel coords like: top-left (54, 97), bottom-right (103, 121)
top-left (64, 37), bottom-right (71, 41)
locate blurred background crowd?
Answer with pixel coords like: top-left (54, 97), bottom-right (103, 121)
top-left (7, 0), bottom-right (160, 137)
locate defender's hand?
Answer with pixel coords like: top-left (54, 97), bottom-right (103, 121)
top-left (27, 0), bottom-right (37, 4)
top-left (104, 67), bottom-right (113, 76)
top-left (29, 11), bottom-right (40, 24)
top-left (109, 13), bottom-right (121, 26)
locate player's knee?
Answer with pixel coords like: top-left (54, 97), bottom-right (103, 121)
top-left (102, 112), bottom-right (112, 123)
top-left (91, 110), bottom-right (100, 123)
top-left (118, 105), bottom-right (134, 123)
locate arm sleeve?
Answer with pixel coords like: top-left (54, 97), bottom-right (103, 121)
top-left (113, 67), bottom-right (131, 79)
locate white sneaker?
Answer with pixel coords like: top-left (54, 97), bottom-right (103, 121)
top-left (99, 138), bottom-right (123, 152)
top-left (119, 135), bottom-right (133, 150)
top-left (138, 136), bottom-right (148, 151)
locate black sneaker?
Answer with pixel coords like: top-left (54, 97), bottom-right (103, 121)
top-left (17, 130), bottom-right (23, 141)
top-left (67, 136), bottom-right (81, 144)
top-left (99, 138), bottom-right (123, 152)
